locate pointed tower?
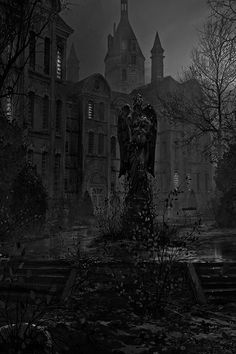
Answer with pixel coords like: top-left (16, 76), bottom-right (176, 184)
top-left (151, 32), bottom-right (164, 83)
top-left (67, 43), bottom-right (80, 82)
top-left (104, 0), bottom-right (145, 93)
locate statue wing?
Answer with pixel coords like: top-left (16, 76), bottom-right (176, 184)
top-left (144, 104), bottom-right (157, 177)
top-left (117, 105), bottom-right (131, 178)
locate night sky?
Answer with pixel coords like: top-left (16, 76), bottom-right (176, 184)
top-left (62, 0), bottom-right (209, 83)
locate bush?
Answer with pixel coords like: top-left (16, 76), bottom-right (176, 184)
top-left (214, 144), bottom-right (236, 227)
top-left (10, 162), bottom-right (48, 233)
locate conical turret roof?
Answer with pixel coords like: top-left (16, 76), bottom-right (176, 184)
top-left (151, 31), bottom-right (164, 54)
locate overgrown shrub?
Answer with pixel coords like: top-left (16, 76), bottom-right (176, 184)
top-left (214, 143), bottom-right (236, 227)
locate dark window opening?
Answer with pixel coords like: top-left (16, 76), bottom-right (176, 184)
top-left (98, 133), bottom-right (104, 155)
top-left (99, 102), bottom-right (105, 121)
top-left (88, 131), bottom-right (94, 154)
top-left (131, 55), bottom-right (136, 65)
top-left (56, 100), bottom-right (62, 133)
top-left (42, 95), bottom-right (49, 129)
top-left (111, 136), bottom-right (116, 158)
top-left (44, 37), bottom-right (50, 74)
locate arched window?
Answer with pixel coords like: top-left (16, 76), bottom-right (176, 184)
top-left (56, 99), bottom-right (62, 133)
top-left (98, 133), bottom-right (104, 155)
top-left (44, 37), bottom-right (50, 74)
top-left (99, 102), bottom-right (105, 121)
top-left (42, 95), bottom-right (49, 129)
top-left (88, 100), bottom-right (94, 119)
top-left (88, 131), bottom-right (94, 154)
top-left (28, 91), bottom-right (35, 127)
top-left (111, 136), bottom-right (116, 158)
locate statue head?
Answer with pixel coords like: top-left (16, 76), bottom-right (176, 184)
top-left (133, 94), bottom-right (143, 114)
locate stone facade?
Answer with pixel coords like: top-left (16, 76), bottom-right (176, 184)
top-left (3, 0), bottom-right (214, 221)
top-left (63, 0), bottom-right (213, 219)
top-left (24, 5), bottom-right (73, 202)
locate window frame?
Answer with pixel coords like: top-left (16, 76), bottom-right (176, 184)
top-left (88, 131), bottom-right (95, 154)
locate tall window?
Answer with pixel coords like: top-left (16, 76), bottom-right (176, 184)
top-left (98, 133), bottom-right (104, 155)
top-left (54, 154), bottom-right (61, 193)
top-left (56, 44), bottom-right (63, 79)
top-left (28, 91), bottom-right (35, 127)
top-left (29, 31), bottom-right (36, 70)
top-left (122, 69), bottom-right (127, 81)
top-left (55, 100), bottom-right (62, 133)
top-left (44, 37), bottom-right (50, 74)
top-left (41, 152), bottom-right (47, 178)
top-left (99, 102), bottom-right (105, 121)
top-left (131, 55), bottom-right (136, 65)
top-left (88, 131), bottom-right (94, 154)
top-left (88, 100), bottom-right (94, 119)
top-left (111, 136), bottom-right (116, 158)
top-left (42, 95), bottom-right (49, 129)
top-left (173, 171), bottom-right (179, 190)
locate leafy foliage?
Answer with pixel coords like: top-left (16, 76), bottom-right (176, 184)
top-left (10, 162), bottom-right (48, 226)
top-left (0, 162), bottom-right (48, 240)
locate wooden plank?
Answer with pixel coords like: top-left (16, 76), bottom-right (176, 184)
top-left (61, 268), bottom-right (77, 301)
top-left (187, 263), bottom-right (207, 305)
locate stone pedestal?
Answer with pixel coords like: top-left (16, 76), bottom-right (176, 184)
top-left (124, 174), bottom-right (153, 240)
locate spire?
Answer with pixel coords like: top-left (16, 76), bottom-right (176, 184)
top-left (67, 43), bottom-right (80, 82)
top-left (121, 0), bottom-right (128, 19)
top-left (151, 31), bottom-right (164, 54)
top-left (151, 31), bottom-right (164, 82)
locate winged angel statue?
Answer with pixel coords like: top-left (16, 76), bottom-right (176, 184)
top-left (118, 94), bottom-right (157, 193)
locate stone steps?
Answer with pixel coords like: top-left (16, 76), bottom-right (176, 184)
top-left (194, 262), bottom-right (236, 304)
top-left (0, 259), bottom-right (76, 304)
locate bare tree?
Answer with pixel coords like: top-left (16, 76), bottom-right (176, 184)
top-left (0, 0), bottom-right (68, 99)
top-left (208, 0), bottom-right (236, 22)
top-left (160, 15), bottom-right (236, 162)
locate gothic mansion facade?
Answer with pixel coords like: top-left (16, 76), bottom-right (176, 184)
top-left (3, 0), bottom-right (213, 219)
